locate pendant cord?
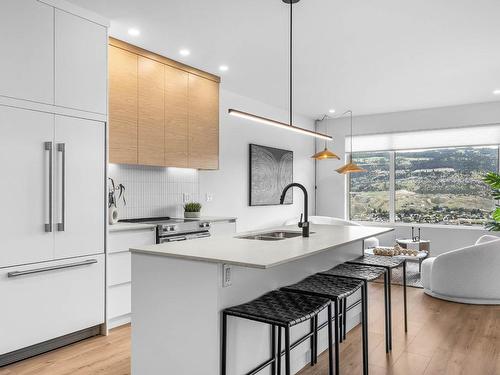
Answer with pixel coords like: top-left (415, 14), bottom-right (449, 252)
top-left (289, 1), bottom-right (293, 126)
top-left (349, 110), bottom-right (353, 162)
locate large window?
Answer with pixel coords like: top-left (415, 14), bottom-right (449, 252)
top-left (349, 146), bottom-right (499, 226)
top-left (349, 152), bottom-right (390, 222)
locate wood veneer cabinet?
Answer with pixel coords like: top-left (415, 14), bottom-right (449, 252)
top-left (188, 74), bottom-right (219, 170)
top-left (109, 45), bottom-right (138, 164)
top-left (138, 56), bottom-right (165, 166)
top-left (108, 38), bottom-right (220, 169)
top-left (165, 65), bottom-right (189, 167)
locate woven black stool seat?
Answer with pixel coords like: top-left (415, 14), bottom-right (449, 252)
top-left (224, 290), bottom-right (330, 327)
top-left (347, 254), bottom-right (404, 268)
top-left (281, 274), bottom-right (363, 300)
top-left (319, 263), bottom-right (386, 281)
top-left (222, 290), bottom-right (334, 375)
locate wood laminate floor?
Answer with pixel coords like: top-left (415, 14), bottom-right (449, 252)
top-left (1, 284), bottom-right (499, 375)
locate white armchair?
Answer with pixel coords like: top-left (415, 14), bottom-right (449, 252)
top-left (421, 235), bottom-right (500, 304)
top-left (283, 216), bottom-right (380, 249)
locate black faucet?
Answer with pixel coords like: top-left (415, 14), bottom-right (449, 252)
top-left (280, 182), bottom-right (309, 237)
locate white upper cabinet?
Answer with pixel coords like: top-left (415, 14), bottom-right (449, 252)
top-left (0, 106), bottom-right (55, 268)
top-left (55, 9), bottom-right (107, 114)
top-left (0, 0), bottom-right (54, 104)
top-left (54, 116), bottom-right (105, 259)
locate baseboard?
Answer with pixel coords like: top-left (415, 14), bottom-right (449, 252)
top-left (424, 289), bottom-right (500, 305)
top-left (0, 326), bottom-right (101, 367)
top-left (108, 313), bottom-right (131, 329)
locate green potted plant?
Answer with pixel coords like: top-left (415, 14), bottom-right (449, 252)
top-left (184, 202), bottom-right (202, 219)
top-left (483, 172), bottom-right (500, 231)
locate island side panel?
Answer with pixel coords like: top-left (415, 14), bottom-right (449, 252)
top-left (131, 253), bottom-right (220, 375)
top-left (219, 240), bottom-right (363, 375)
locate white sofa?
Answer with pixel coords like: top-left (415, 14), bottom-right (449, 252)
top-left (421, 235), bottom-right (500, 304)
top-left (283, 216), bottom-right (380, 249)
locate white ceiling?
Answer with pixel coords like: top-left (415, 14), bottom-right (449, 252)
top-left (69, 0), bottom-right (500, 118)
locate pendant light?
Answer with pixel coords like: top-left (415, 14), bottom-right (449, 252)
top-left (311, 114), bottom-right (340, 160)
top-left (335, 110), bottom-right (367, 174)
top-left (228, 0), bottom-right (333, 142)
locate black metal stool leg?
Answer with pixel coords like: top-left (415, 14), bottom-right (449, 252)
top-left (387, 267), bottom-right (393, 351)
top-left (309, 318), bottom-right (315, 366)
top-left (383, 270), bottom-right (390, 353)
top-left (343, 298), bottom-right (347, 341)
top-left (221, 312), bottom-right (227, 375)
top-left (285, 327), bottom-right (291, 375)
top-left (271, 325), bottom-right (276, 375)
top-left (277, 326), bottom-right (282, 375)
top-left (327, 303), bottom-right (334, 375)
top-left (338, 299), bottom-right (343, 343)
top-left (361, 284), bottom-right (369, 375)
top-left (403, 260), bottom-right (408, 333)
top-left (314, 315), bottom-right (319, 364)
top-left (334, 299), bottom-right (340, 375)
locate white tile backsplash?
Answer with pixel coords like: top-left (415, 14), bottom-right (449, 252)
top-left (108, 164), bottom-right (199, 219)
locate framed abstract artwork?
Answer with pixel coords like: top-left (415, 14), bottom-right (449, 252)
top-left (249, 144), bottom-right (293, 206)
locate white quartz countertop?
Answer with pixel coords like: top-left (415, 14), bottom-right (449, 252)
top-left (130, 224), bottom-right (394, 269)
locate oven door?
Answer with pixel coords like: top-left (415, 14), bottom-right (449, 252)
top-left (158, 230), bottom-right (211, 244)
top-left (159, 235), bottom-right (188, 244)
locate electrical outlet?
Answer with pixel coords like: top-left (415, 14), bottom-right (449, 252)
top-left (206, 193), bottom-right (213, 202)
top-left (223, 264), bottom-right (232, 287)
top-left (183, 193), bottom-right (191, 203)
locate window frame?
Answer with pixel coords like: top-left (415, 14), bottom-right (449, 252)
top-left (346, 144), bottom-right (500, 226)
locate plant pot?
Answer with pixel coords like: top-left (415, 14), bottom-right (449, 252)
top-left (184, 211), bottom-right (201, 218)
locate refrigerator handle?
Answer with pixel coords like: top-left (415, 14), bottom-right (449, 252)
top-left (57, 143), bottom-right (66, 232)
top-left (44, 142), bottom-right (53, 233)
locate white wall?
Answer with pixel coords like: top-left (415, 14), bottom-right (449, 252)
top-left (199, 89), bottom-right (316, 232)
top-left (316, 101), bottom-right (500, 255)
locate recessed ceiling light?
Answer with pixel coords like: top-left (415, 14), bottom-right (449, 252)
top-left (179, 49), bottom-right (190, 57)
top-left (329, 109), bottom-right (336, 114)
top-left (493, 89), bottom-right (500, 95)
top-left (219, 65), bottom-right (229, 72)
top-left (128, 28), bottom-right (140, 37)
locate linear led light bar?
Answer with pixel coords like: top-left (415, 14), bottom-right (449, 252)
top-left (228, 109), bottom-right (333, 141)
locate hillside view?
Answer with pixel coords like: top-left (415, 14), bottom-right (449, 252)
top-left (349, 147), bottom-right (499, 226)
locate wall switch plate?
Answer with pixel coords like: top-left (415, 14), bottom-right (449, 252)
top-left (206, 193), bottom-right (213, 202)
top-left (183, 193), bottom-right (191, 203)
top-left (223, 264), bottom-right (232, 287)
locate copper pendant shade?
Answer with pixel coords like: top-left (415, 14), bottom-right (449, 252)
top-left (335, 159), bottom-right (367, 174)
top-left (310, 114), bottom-right (339, 160)
top-left (311, 147), bottom-right (340, 160)
top-left (335, 110), bottom-right (367, 174)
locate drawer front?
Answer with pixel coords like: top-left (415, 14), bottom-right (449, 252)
top-left (0, 254), bottom-right (105, 355)
top-left (108, 229), bottom-right (156, 254)
top-left (108, 283), bottom-right (131, 320)
top-left (108, 251), bottom-right (131, 286)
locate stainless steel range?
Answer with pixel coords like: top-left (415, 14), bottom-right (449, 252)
top-left (119, 217), bottom-right (211, 243)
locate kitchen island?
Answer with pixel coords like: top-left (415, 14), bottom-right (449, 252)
top-left (130, 224), bottom-right (393, 375)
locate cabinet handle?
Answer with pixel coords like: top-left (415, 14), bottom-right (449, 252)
top-left (7, 259), bottom-right (98, 278)
top-left (57, 143), bottom-right (66, 231)
top-left (44, 142), bottom-right (53, 233)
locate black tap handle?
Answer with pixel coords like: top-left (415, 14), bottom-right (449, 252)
top-left (298, 213), bottom-right (303, 228)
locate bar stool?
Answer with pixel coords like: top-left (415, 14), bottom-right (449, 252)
top-left (281, 275), bottom-right (368, 375)
top-left (221, 290), bottom-right (332, 375)
top-left (347, 255), bottom-right (408, 351)
top-left (318, 263), bottom-right (391, 353)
